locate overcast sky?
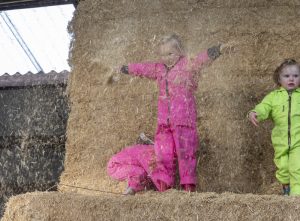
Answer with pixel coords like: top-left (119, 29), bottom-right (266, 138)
top-left (0, 4), bottom-right (74, 75)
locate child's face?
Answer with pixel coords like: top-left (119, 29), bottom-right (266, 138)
top-left (159, 41), bottom-right (181, 68)
top-left (279, 65), bottom-right (300, 90)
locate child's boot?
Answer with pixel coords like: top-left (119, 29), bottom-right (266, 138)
top-left (157, 180), bottom-right (169, 192)
top-left (123, 186), bottom-right (136, 195)
top-left (282, 184), bottom-right (290, 196)
top-left (183, 184), bottom-right (196, 192)
top-left (138, 132), bottom-right (154, 145)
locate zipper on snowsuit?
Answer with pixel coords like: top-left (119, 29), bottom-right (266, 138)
top-left (165, 68), bottom-right (171, 125)
top-left (163, 58), bottom-right (182, 126)
top-left (288, 91), bottom-right (292, 155)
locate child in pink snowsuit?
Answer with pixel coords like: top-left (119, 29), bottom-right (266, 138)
top-left (107, 34), bottom-right (224, 194)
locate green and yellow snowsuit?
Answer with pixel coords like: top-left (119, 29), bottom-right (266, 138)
top-left (253, 87), bottom-right (300, 195)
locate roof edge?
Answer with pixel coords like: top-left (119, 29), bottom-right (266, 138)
top-left (0, 70), bottom-right (69, 88)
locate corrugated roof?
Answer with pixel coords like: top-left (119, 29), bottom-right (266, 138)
top-left (0, 70), bottom-right (69, 88)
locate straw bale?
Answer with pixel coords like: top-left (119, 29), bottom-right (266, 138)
top-left (59, 0), bottom-right (300, 195)
top-left (3, 191), bottom-right (300, 221)
top-left (0, 84), bottom-right (68, 217)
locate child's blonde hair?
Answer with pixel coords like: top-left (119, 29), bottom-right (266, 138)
top-left (159, 34), bottom-right (185, 55)
top-left (273, 59), bottom-right (300, 86)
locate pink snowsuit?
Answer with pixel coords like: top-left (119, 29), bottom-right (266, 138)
top-left (107, 50), bottom-right (211, 191)
top-left (107, 145), bottom-right (156, 191)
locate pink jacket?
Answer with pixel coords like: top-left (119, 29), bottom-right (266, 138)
top-left (128, 50), bottom-right (210, 127)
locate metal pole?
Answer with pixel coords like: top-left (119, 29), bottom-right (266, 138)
top-left (0, 11), bottom-right (43, 72)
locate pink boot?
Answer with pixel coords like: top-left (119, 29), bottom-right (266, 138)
top-left (157, 180), bottom-right (170, 192)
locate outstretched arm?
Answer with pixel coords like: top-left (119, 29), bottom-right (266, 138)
top-left (192, 42), bottom-right (235, 71)
top-left (120, 63), bottom-right (159, 80)
top-left (192, 45), bottom-right (221, 71)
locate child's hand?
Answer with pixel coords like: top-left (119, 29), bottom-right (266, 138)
top-left (120, 65), bottom-right (129, 74)
top-left (207, 45), bottom-right (221, 60)
top-left (248, 111), bottom-right (259, 127)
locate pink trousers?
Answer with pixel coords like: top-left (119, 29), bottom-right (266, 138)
top-left (107, 124), bottom-right (199, 191)
top-left (107, 145), bottom-right (155, 191)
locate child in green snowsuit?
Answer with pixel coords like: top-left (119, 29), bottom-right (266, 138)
top-left (248, 59), bottom-right (300, 196)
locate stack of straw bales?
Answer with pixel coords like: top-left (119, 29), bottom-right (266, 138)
top-left (2, 0), bottom-right (300, 220)
top-left (62, 0), bottom-right (300, 193)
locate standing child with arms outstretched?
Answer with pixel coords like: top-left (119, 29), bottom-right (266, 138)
top-left (107, 34), bottom-right (229, 194)
top-left (248, 59), bottom-right (300, 196)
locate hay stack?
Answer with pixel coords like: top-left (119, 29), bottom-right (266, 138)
top-left (59, 0), bottom-right (300, 194)
top-left (3, 191), bottom-right (300, 221)
top-left (3, 1), bottom-right (300, 221)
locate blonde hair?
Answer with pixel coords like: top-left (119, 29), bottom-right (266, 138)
top-left (159, 34), bottom-right (185, 55)
top-left (273, 59), bottom-right (300, 86)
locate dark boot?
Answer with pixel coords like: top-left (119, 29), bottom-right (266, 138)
top-left (183, 184), bottom-right (196, 192)
top-left (283, 184), bottom-right (290, 196)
